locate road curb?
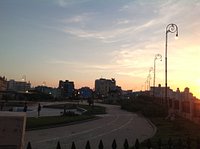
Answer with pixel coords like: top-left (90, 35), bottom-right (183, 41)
top-left (137, 114), bottom-right (157, 140)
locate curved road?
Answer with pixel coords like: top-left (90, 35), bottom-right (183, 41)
top-left (25, 104), bottom-right (156, 149)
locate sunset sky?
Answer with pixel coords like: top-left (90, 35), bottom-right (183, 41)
top-left (0, 0), bottom-right (200, 98)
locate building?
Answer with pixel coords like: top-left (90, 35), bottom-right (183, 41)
top-left (181, 87), bottom-right (193, 101)
top-left (0, 76), bottom-right (7, 100)
top-left (150, 84), bottom-right (200, 124)
top-left (79, 87), bottom-right (93, 99)
top-left (58, 80), bottom-right (74, 98)
top-left (35, 86), bottom-right (61, 98)
top-left (7, 80), bottom-right (31, 92)
top-left (0, 76), bottom-right (7, 91)
top-left (151, 85), bottom-right (194, 101)
top-left (150, 84), bottom-right (173, 99)
top-left (95, 78), bottom-right (116, 98)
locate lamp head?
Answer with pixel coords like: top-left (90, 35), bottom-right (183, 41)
top-left (175, 31), bottom-right (178, 40)
top-left (176, 32), bottom-right (178, 37)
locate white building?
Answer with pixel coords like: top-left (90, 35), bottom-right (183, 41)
top-left (150, 84), bottom-right (173, 99)
top-left (7, 80), bottom-right (31, 92)
top-left (95, 78), bottom-right (116, 97)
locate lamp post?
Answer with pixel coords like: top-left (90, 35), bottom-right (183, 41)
top-left (148, 67), bottom-right (153, 90)
top-left (153, 54), bottom-right (162, 97)
top-left (145, 80), bottom-right (148, 91)
top-left (165, 24), bottom-right (178, 106)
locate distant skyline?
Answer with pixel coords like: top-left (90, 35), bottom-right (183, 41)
top-left (0, 0), bottom-right (200, 98)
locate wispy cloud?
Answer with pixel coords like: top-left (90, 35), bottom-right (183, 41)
top-left (62, 19), bottom-right (160, 44)
top-left (119, 4), bottom-right (131, 12)
top-left (64, 15), bottom-right (87, 23)
top-left (62, 13), bottom-right (94, 24)
top-left (62, 27), bottom-right (130, 42)
top-left (116, 19), bottom-right (130, 25)
top-left (57, 0), bottom-right (68, 7)
top-left (55, 0), bottom-right (91, 7)
top-left (46, 59), bottom-right (118, 71)
top-left (46, 58), bottom-right (154, 80)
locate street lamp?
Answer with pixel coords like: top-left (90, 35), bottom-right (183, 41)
top-left (153, 54), bottom-right (162, 96)
top-left (145, 80), bottom-right (148, 91)
top-left (165, 23), bottom-right (178, 105)
top-left (148, 67), bottom-right (153, 90)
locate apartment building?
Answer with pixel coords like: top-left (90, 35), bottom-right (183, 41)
top-left (95, 78), bottom-right (116, 97)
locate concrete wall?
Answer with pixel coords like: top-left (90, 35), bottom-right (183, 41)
top-left (0, 112), bottom-right (26, 149)
top-left (168, 98), bottom-right (200, 124)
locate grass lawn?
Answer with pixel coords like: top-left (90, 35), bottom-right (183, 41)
top-left (140, 117), bottom-right (200, 148)
top-left (120, 96), bottom-right (200, 148)
top-left (44, 103), bottom-right (106, 115)
top-left (26, 115), bottom-right (95, 130)
top-left (26, 103), bottom-right (106, 130)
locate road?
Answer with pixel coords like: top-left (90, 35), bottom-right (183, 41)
top-left (24, 103), bottom-right (156, 149)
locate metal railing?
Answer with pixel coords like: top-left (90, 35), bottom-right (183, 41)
top-left (26, 137), bottom-right (200, 149)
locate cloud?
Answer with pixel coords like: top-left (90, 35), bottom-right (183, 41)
top-left (62, 27), bottom-right (130, 42)
top-left (56, 0), bottom-right (199, 74)
top-left (62, 13), bottom-right (94, 24)
top-left (62, 18), bottom-right (160, 44)
top-left (65, 15), bottom-right (86, 23)
top-left (50, 0), bottom-right (200, 91)
top-left (57, 0), bottom-right (68, 7)
top-left (46, 59), bottom-right (118, 71)
top-left (116, 19), bottom-right (130, 25)
top-left (58, 1), bottom-right (185, 46)
top-left (134, 20), bottom-right (156, 31)
top-left (46, 57), bottom-right (153, 79)
top-left (119, 4), bottom-right (129, 12)
top-left (55, 0), bottom-right (91, 7)
top-left (57, 1), bottom-right (166, 43)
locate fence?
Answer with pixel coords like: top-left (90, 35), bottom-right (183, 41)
top-left (26, 137), bottom-right (200, 149)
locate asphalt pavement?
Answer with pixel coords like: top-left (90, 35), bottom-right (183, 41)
top-left (24, 103), bottom-right (156, 149)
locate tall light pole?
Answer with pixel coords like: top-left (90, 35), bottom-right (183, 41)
top-left (148, 67), bottom-right (153, 90)
top-left (153, 54), bottom-right (162, 96)
top-left (145, 80), bottom-right (148, 91)
top-left (165, 24), bottom-right (178, 106)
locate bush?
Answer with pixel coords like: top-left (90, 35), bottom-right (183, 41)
top-left (121, 95), bottom-right (168, 118)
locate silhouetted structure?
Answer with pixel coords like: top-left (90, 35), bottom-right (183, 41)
top-left (79, 87), bottom-right (93, 99)
top-left (37, 103), bottom-right (41, 117)
top-left (23, 102), bottom-right (27, 112)
top-left (26, 137), bottom-right (200, 149)
top-left (56, 141), bottom-right (61, 149)
top-left (71, 142), bottom-right (76, 149)
top-left (7, 79), bottom-right (31, 92)
top-left (85, 140), bottom-right (91, 149)
top-left (0, 76), bottom-right (7, 100)
top-left (123, 138), bottom-right (129, 149)
top-left (59, 80), bottom-right (74, 98)
top-left (98, 140), bottom-right (104, 149)
top-left (112, 139), bottom-right (117, 149)
top-left (95, 78), bottom-right (116, 98)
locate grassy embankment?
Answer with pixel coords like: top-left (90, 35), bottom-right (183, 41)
top-left (121, 96), bottom-right (200, 148)
top-left (26, 103), bottom-right (106, 130)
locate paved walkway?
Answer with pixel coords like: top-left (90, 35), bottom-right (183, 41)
top-left (24, 103), bottom-right (156, 149)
